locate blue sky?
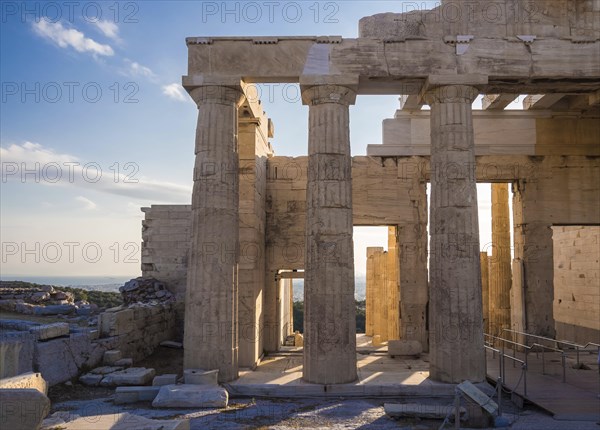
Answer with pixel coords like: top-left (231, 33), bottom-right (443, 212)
top-left (1, 1), bottom-right (510, 278)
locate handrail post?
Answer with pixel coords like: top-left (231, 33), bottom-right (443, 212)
top-left (576, 346), bottom-right (580, 367)
top-left (562, 353), bottom-right (566, 383)
top-left (542, 347), bottom-right (545, 375)
top-left (497, 376), bottom-right (502, 418)
top-left (523, 363), bottom-right (527, 397)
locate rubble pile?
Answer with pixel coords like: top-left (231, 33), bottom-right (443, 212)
top-left (0, 281), bottom-right (96, 316)
top-left (120, 277), bottom-right (175, 304)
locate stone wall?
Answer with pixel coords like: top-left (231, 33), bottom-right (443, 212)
top-left (511, 156), bottom-right (600, 338)
top-left (0, 321), bottom-right (103, 386)
top-left (0, 302), bottom-right (176, 386)
top-left (98, 303), bottom-right (177, 362)
top-left (552, 226), bottom-right (600, 345)
top-left (141, 205), bottom-right (192, 301)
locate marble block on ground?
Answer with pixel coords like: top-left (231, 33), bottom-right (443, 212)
top-left (152, 384), bottom-right (228, 408)
top-left (99, 367), bottom-right (155, 386)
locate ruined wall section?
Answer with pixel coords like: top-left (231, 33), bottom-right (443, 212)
top-left (98, 303), bottom-right (177, 362)
top-left (552, 226), bottom-right (600, 344)
top-left (141, 205), bottom-right (191, 300)
top-left (511, 156), bottom-right (600, 337)
top-left (359, 0), bottom-right (600, 40)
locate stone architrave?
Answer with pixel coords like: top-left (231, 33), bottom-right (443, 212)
top-left (301, 77), bottom-right (358, 384)
top-left (489, 183), bottom-right (512, 336)
top-left (424, 83), bottom-right (486, 383)
top-left (184, 81), bottom-right (245, 383)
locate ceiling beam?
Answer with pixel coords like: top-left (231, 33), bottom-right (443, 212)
top-left (482, 94), bottom-right (518, 110)
top-left (398, 94), bottom-right (423, 111)
top-left (523, 94), bottom-right (567, 110)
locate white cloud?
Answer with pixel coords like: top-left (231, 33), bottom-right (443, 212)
top-left (76, 196), bottom-right (97, 210)
top-left (124, 59), bottom-right (156, 80)
top-left (93, 20), bottom-right (120, 41)
top-left (162, 83), bottom-right (187, 102)
top-left (1, 142), bottom-right (191, 203)
top-left (33, 20), bottom-right (114, 57)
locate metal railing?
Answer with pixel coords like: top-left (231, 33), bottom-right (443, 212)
top-left (503, 329), bottom-right (600, 368)
top-left (487, 333), bottom-right (568, 382)
top-left (484, 340), bottom-right (528, 396)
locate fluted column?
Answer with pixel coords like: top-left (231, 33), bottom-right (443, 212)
top-left (480, 252), bottom-right (490, 334)
top-left (184, 84), bottom-right (245, 382)
top-left (366, 247), bottom-right (382, 336)
top-left (489, 183), bottom-right (512, 336)
top-left (375, 250), bottom-right (388, 341)
top-left (302, 81), bottom-right (357, 384)
top-left (425, 84), bottom-right (485, 383)
top-left (387, 226), bottom-right (400, 340)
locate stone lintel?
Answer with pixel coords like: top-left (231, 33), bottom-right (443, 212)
top-left (182, 75), bottom-right (244, 92)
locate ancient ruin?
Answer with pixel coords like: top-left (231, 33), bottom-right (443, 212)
top-left (139, 0), bottom-right (600, 386)
top-left (1, 1), bottom-right (599, 428)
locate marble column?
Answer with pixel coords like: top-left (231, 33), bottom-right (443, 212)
top-left (397, 177), bottom-right (429, 351)
top-left (302, 82), bottom-right (357, 384)
top-left (387, 227), bottom-right (400, 340)
top-left (425, 84), bottom-right (485, 383)
top-left (184, 84), bottom-right (245, 383)
top-left (366, 247), bottom-right (383, 336)
top-left (490, 184), bottom-right (512, 336)
top-left (480, 252), bottom-right (490, 334)
top-left (375, 250), bottom-right (389, 341)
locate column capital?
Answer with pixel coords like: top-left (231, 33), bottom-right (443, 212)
top-left (423, 85), bottom-right (479, 105)
top-left (182, 75), bottom-right (245, 106)
top-left (300, 75), bottom-right (359, 106)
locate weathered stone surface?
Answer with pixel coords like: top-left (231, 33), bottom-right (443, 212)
top-left (79, 373), bottom-right (104, 386)
top-left (184, 83), bottom-right (245, 383)
top-left (0, 388), bottom-right (51, 430)
top-left (103, 350), bottom-right (122, 364)
top-left (371, 335), bottom-right (382, 347)
top-left (184, 369), bottom-right (218, 386)
top-left (90, 366), bottom-right (123, 375)
top-left (152, 384), bottom-right (228, 408)
top-left (489, 183), bottom-right (512, 336)
top-left (120, 277), bottom-right (175, 304)
top-left (302, 81), bottom-right (357, 385)
top-left (384, 403), bottom-right (466, 420)
top-left (34, 333), bottom-right (100, 386)
top-left (29, 323), bottom-right (69, 340)
top-left (0, 372), bottom-right (47, 395)
top-left (153, 374), bottom-right (178, 386)
top-left (59, 412), bottom-right (189, 430)
top-left (0, 331), bottom-right (35, 378)
top-left (100, 367), bottom-right (156, 386)
top-left (114, 386), bottom-right (161, 404)
top-left (160, 340), bottom-right (183, 349)
top-left (388, 340), bottom-right (423, 357)
top-left (33, 304), bottom-right (76, 315)
top-left (480, 252), bottom-right (490, 334)
top-left (294, 333), bottom-right (304, 347)
top-left (425, 85), bottom-right (485, 384)
top-left (114, 358), bottom-right (133, 367)
top-left (553, 226), bottom-right (600, 344)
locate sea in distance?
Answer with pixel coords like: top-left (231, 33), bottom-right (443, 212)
top-left (1, 274), bottom-right (367, 302)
